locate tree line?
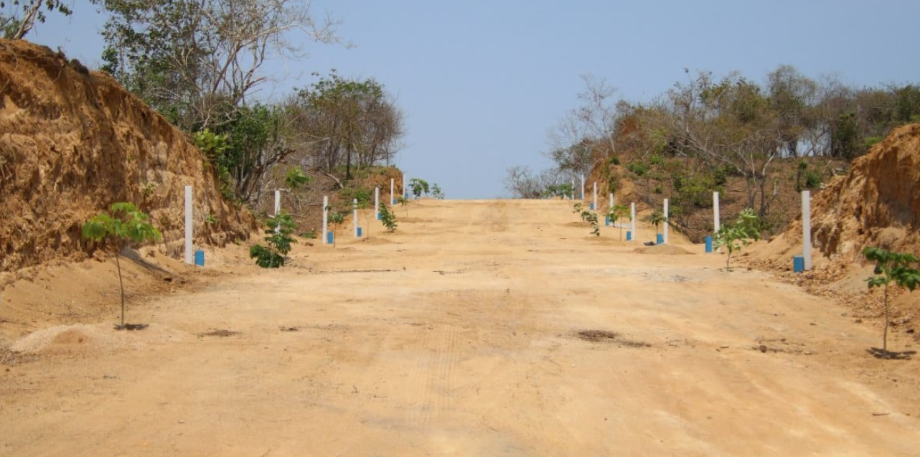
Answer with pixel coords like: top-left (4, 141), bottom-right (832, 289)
top-left (4, 0), bottom-right (405, 207)
top-left (508, 65), bottom-right (920, 228)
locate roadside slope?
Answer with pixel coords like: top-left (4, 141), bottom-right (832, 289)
top-left (0, 39), bottom-right (253, 273)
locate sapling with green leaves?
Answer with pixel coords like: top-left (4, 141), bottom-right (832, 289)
top-left (285, 166), bottom-right (312, 191)
top-left (379, 203), bottom-right (398, 232)
top-left (572, 203), bottom-right (599, 236)
top-left (713, 208), bottom-right (760, 270)
top-left (431, 184), bottom-right (445, 200)
top-left (409, 178), bottom-right (430, 202)
top-left (863, 247), bottom-right (920, 358)
top-left (645, 209), bottom-right (666, 236)
top-left (397, 196), bottom-right (410, 216)
top-left (607, 204), bottom-right (631, 241)
top-left (82, 202), bottom-right (162, 329)
top-left (250, 213), bottom-right (296, 268)
top-left (325, 206), bottom-right (346, 247)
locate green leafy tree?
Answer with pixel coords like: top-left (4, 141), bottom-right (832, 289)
top-left (250, 213), bottom-right (296, 268)
top-left (607, 204), bottom-right (631, 240)
top-left (572, 203), bottom-right (599, 237)
top-left (431, 184), bottom-right (445, 200)
top-left (325, 206), bottom-right (346, 247)
top-left (82, 203), bottom-right (161, 329)
top-left (285, 166), bottom-right (312, 191)
top-left (713, 209), bottom-right (760, 270)
top-left (645, 209), bottom-right (666, 236)
top-left (409, 178), bottom-right (430, 201)
top-left (863, 247), bottom-right (920, 358)
top-left (379, 202), bottom-right (397, 232)
top-left (397, 196), bottom-right (409, 216)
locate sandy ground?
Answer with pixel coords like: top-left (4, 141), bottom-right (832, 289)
top-left (2, 199), bottom-right (920, 456)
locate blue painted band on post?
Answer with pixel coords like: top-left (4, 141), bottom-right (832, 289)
top-left (194, 250), bottom-right (205, 267)
top-left (793, 256), bottom-right (805, 273)
top-left (626, 231), bottom-right (632, 241)
top-left (327, 231), bottom-right (334, 245)
top-left (656, 234), bottom-right (664, 245)
top-left (705, 236), bottom-right (713, 253)
top-left (590, 203), bottom-right (595, 210)
top-left (605, 216), bottom-right (610, 226)
top-left (376, 213), bottom-right (382, 220)
top-left (357, 227), bottom-right (362, 237)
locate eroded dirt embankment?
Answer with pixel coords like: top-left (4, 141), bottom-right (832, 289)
top-left (0, 39), bottom-right (253, 273)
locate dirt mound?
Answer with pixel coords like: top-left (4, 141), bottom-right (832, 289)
top-left (11, 323), bottom-right (187, 355)
top-left (634, 244), bottom-right (692, 255)
top-left (753, 123), bottom-right (920, 273)
top-left (0, 39), bottom-right (253, 272)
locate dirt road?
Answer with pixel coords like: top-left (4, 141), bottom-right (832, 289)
top-left (2, 199), bottom-right (919, 456)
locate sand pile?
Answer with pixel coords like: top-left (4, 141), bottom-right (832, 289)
top-left (633, 244), bottom-right (692, 255)
top-left (753, 122), bottom-right (920, 274)
top-left (11, 323), bottom-right (187, 355)
top-left (0, 39), bottom-right (253, 272)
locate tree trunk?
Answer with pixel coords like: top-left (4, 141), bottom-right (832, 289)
top-left (883, 284), bottom-right (889, 357)
top-left (115, 248), bottom-right (126, 328)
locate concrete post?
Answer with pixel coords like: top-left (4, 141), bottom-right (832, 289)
top-left (713, 191), bottom-right (721, 233)
top-left (571, 179), bottom-right (575, 200)
top-left (630, 202), bottom-right (636, 241)
top-left (609, 193), bottom-right (614, 209)
top-left (322, 196), bottom-right (329, 245)
top-left (580, 175), bottom-right (585, 200)
top-left (274, 190), bottom-right (281, 233)
top-left (375, 187), bottom-right (380, 220)
top-left (390, 178), bottom-right (395, 205)
top-left (803, 191), bottom-right (812, 271)
top-left (592, 182), bottom-right (597, 210)
top-left (353, 198), bottom-right (359, 237)
top-left (184, 185), bottom-right (193, 264)
top-left (663, 198), bottom-right (670, 244)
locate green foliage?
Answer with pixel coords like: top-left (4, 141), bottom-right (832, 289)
top-left (285, 167), bottom-right (312, 191)
top-left (543, 183), bottom-right (574, 199)
top-left (397, 196), bottom-right (409, 216)
top-left (645, 209), bottom-right (666, 235)
top-left (300, 229), bottom-right (317, 239)
top-left (713, 209), bottom-right (760, 270)
top-left (606, 204), bottom-right (631, 240)
top-left (409, 178), bottom-right (430, 200)
top-left (249, 213), bottom-right (296, 268)
top-left (609, 155), bottom-right (621, 165)
top-left (340, 187), bottom-right (372, 206)
top-left (82, 202), bottom-right (162, 246)
top-left (572, 203), bottom-right (599, 237)
top-left (431, 184), bottom-right (445, 200)
top-left (626, 161), bottom-right (647, 177)
top-left (82, 202), bottom-right (161, 327)
top-left (1, 0), bottom-right (72, 39)
top-left (863, 247), bottom-right (920, 357)
top-left (379, 203), bottom-right (397, 232)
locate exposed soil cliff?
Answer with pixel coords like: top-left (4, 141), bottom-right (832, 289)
top-left (0, 39), bottom-right (253, 272)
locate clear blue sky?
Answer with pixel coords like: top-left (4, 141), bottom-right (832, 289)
top-left (28, 0), bottom-right (920, 199)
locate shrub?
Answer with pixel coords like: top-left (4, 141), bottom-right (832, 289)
top-left (250, 213), bottom-right (296, 267)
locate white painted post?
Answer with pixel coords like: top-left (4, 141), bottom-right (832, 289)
top-left (580, 175), bottom-right (585, 200)
top-left (375, 187), bottom-right (380, 220)
top-left (803, 191), bottom-right (812, 271)
top-left (353, 198), bottom-right (359, 238)
top-left (184, 185), bottom-right (193, 264)
top-left (713, 191), bottom-right (721, 233)
top-left (593, 182), bottom-right (597, 209)
top-left (274, 190), bottom-right (281, 233)
top-left (663, 198), bottom-right (670, 244)
top-left (390, 178), bottom-right (395, 204)
top-left (322, 196), bottom-right (329, 246)
top-left (609, 193), bottom-right (614, 209)
top-left (630, 202), bottom-right (636, 241)
top-left (570, 179), bottom-right (575, 200)
top-left (404, 176), bottom-right (409, 199)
